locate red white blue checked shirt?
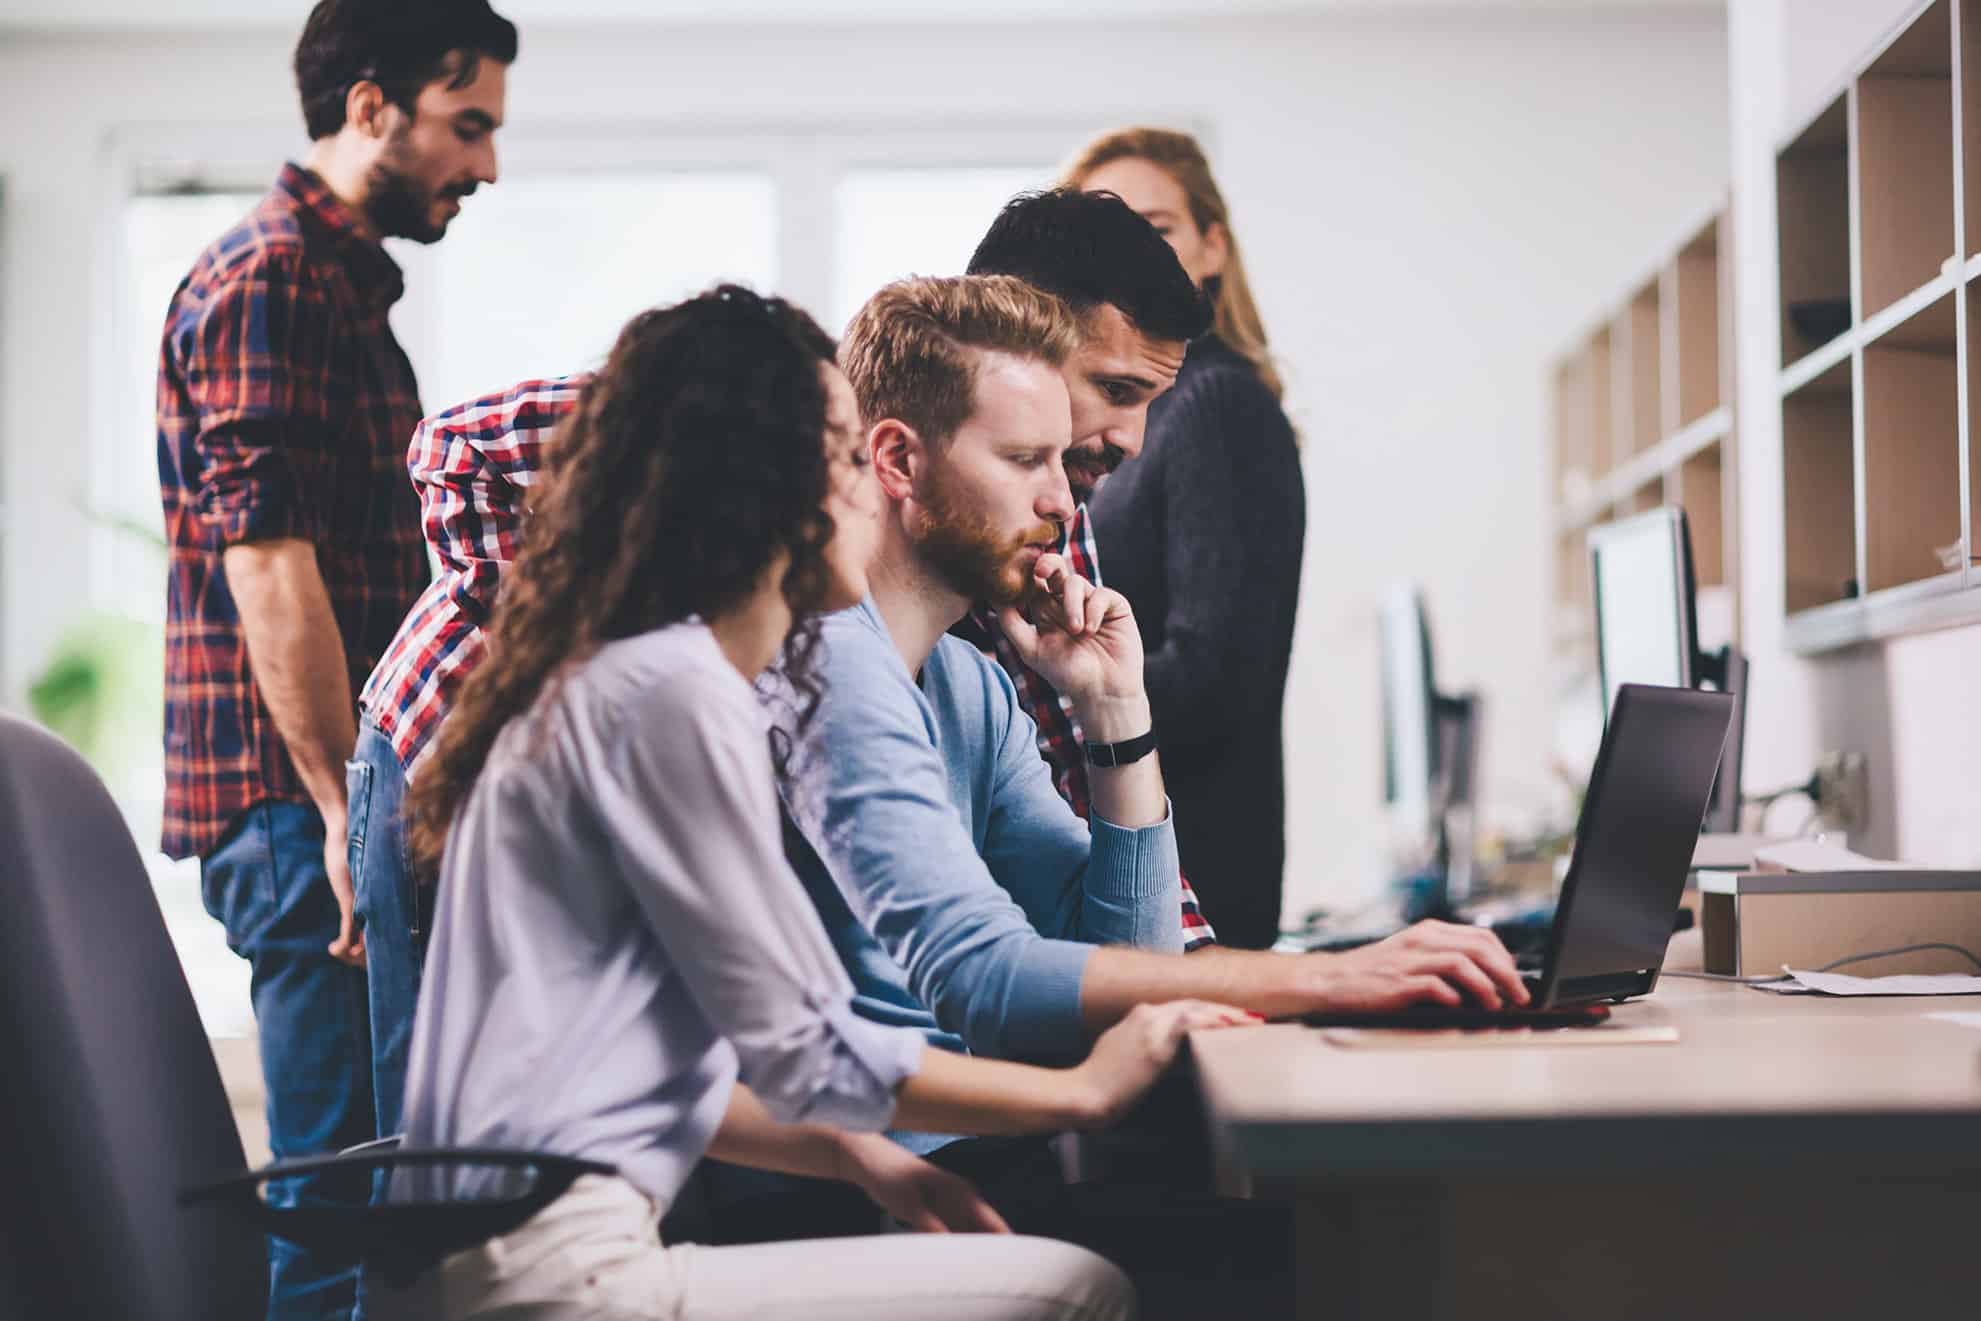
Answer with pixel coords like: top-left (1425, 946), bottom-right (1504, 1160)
top-left (358, 375), bottom-right (590, 773)
top-left (362, 376), bottom-right (1213, 947)
top-left (963, 507), bottom-right (1217, 951)
top-left (157, 163), bottom-right (426, 860)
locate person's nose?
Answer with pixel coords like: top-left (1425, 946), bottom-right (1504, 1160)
top-left (476, 136), bottom-right (500, 186)
top-left (1039, 463), bottom-right (1075, 523)
top-left (1109, 409), bottom-right (1147, 461)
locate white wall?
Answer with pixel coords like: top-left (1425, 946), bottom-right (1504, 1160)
top-left (1727, 0), bottom-right (1981, 868)
top-left (0, 9), bottom-right (1730, 920)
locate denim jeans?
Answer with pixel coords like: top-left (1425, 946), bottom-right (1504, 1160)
top-left (345, 717), bottom-right (424, 1144)
top-left (203, 799), bottom-right (375, 1321)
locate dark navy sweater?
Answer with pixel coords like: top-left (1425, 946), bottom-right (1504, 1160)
top-left (1088, 334), bottom-right (1306, 949)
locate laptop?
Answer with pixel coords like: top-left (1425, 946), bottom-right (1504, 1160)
top-left (1305, 682), bottom-right (1736, 1024)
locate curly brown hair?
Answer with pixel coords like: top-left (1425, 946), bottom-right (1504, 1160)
top-left (404, 284), bottom-right (839, 873)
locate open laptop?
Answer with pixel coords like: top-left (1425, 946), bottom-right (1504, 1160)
top-left (1306, 682), bottom-right (1735, 1023)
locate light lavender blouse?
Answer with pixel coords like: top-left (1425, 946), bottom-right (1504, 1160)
top-left (394, 620), bottom-right (925, 1209)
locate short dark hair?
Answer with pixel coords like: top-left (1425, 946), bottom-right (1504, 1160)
top-left (966, 188), bottom-right (1211, 346)
top-left (295, 0), bottom-right (519, 141)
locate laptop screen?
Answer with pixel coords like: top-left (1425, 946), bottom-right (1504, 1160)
top-left (1549, 685), bottom-right (1734, 986)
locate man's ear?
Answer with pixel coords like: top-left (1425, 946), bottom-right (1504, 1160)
top-left (870, 419), bottom-right (924, 502)
top-left (345, 79), bottom-right (397, 141)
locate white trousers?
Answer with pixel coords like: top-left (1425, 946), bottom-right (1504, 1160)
top-left (377, 1174), bottom-right (1136, 1321)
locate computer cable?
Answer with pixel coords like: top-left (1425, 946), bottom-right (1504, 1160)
top-left (1662, 941), bottom-right (1981, 985)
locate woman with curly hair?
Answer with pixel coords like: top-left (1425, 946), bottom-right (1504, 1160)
top-left (389, 285), bottom-right (1246, 1321)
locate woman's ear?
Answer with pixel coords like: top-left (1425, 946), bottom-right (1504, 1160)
top-left (870, 419), bottom-right (923, 502)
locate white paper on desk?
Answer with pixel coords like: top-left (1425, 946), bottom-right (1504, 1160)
top-left (1750, 839), bottom-right (1911, 873)
top-left (1925, 1012), bottom-right (1981, 1029)
top-left (1758, 969), bottom-right (1981, 996)
top-left (1321, 1025), bottom-right (1679, 1050)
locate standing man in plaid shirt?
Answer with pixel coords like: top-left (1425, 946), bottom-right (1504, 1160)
top-left (155, 3), bottom-right (513, 1316)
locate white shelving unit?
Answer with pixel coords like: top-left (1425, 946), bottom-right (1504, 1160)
top-left (1775, 0), bottom-right (1981, 652)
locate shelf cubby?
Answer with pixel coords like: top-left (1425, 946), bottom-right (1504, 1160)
top-left (1671, 220), bottom-right (1723, 430)
top-left (1588, 327), bottom-right (1615, 479)
top-left (1857, 0), bottom-right (1956, 320)
top-left (1675, 441), bottom-right (1727, 588)
top-left (1623, 282), bottom-right (1663, 459)
top-left (1860, 294), bottom-right (1962, 593)
top-left (1777, 95), bottom-right (1852, 367)
top-left (1552, 357), bottom-right (1593, 505)
top-left (1782, 359), bottom-right (1858, 613)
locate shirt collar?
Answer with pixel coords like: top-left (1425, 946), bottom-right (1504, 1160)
top-left (276, 162), bottom-right (406, 311)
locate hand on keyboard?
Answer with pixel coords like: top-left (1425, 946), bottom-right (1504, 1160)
top-left (1303, 919), bottom-right (1531, 1012)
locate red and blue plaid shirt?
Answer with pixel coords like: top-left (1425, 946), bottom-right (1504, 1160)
top-left (157, 163), bottom-right (426, 860)
top-left (963, 507), bottom-right (1217, 951)
top-left (359, 375), bottom-right (590, 773)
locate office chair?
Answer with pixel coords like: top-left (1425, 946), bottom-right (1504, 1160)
top-left (0, 713), bottom-right (610, 1320)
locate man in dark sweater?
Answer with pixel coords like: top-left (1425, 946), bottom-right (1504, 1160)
top-left (1088, 334), bottom-right (1305, 949)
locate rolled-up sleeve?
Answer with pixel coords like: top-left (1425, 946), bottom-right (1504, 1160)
top-left (599, 669), bottom-right (923, 1132)
top-left (175, 247), bottom-right (334, 546)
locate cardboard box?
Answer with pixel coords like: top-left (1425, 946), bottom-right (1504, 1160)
top-left (1698, 870), bottom-right (1981, 977)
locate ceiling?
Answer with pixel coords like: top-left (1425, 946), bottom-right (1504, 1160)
top-left (0, 0), bottom-right (1720, 33)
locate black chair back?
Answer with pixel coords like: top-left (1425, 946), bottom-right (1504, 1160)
top-left (0, 714), bottom-right (264, 1319)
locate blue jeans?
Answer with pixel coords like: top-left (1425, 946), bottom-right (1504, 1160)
top-left (345, 717), bottom-right (424, 1144)
top-left (203, 800), bottom-right (375, 1321)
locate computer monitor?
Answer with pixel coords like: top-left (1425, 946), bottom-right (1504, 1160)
top-left (1379, 588), bottom-right (1437, 826)
top-left (1590, 508), bottom-right (1695, 715)
top-left (1588, 507), bottom-right (1747, 833)
top-left (1379, 587), bottom-right (1485, 905)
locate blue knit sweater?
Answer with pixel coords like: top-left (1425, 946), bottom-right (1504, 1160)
top-left (778, 597), bottom-right (1183, 1068)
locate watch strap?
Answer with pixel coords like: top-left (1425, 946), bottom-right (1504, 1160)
top-left (1084, 729), bottom-right (1158, 768)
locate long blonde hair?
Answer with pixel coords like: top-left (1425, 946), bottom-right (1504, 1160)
top-left (1061, 127), bottom-right (1284, 401)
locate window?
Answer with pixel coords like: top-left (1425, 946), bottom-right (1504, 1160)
top-left (403, 170), bottom-right (779, 409)
top-left (830, 165), bottom-right (1048, 330)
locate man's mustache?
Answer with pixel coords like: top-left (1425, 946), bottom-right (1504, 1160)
top-left (1064, 443), bottom-right (1126, 477)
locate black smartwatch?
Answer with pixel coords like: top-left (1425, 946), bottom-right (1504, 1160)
top-left (1083, 729), bottom-right (1158, 768)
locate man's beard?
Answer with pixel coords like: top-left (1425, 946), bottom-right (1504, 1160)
top-left (363, 135), bottom-right (472, 244)
top-left (909, 469), bottom-right (1058, 608)
top-left (1063, 440), bottom-right (1126, 504)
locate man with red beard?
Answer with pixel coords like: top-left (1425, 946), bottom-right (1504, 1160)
top-left (770, 272), bottom-right (1523, 1318)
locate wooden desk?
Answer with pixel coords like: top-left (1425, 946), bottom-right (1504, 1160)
top-left (1190, 978), bottom-right (1981, 1319)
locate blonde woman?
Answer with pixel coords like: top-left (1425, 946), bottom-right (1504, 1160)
top-left (1064, 129), bottom-right (1305, 951)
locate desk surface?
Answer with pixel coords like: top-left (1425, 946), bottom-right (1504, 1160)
top-left (1190, 978), bottom-right (1981, 1176)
